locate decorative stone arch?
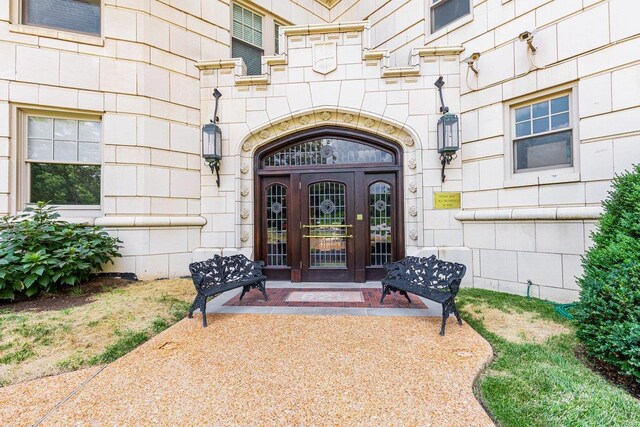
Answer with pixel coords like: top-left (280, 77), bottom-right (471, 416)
top-left (233, 107), bottom-right (424, 259)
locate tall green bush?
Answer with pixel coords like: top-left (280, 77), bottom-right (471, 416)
top-left (0, 202), bottom-right (122, 300)
top-left (575, 164), bottom-right (640, 382)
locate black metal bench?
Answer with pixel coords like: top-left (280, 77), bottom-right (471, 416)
top-left (188, 254), bottom-right (268, 327)
top-left (380, 255), bottom-right (466, 335)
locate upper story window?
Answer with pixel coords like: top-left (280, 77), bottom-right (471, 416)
top-left (431, 0), bottom-right (471, 33)
top-left (25, 114), bottom-right (102, 207)
top-left (22, 0), bottom-right (101, 36)
top-left (512, 94), bottom-right (573, 173)
top-left (232, 3), bottom-right (263, 75)
top-left (274, 22), bottom-right (281, 54)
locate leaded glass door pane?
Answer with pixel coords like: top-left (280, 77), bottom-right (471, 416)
top-left (301, 173), bottom-right (355, 282)
top-left (266, 184), bottom-right (287, 266)
top-left (307, 182), bottom-right (347, 268)
top-left (369, 182), bottom-right (392, 266)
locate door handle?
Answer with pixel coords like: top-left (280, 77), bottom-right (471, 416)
top-left (302, 224), bottom-right (353, 228)
top-left (303, 234), bottom-right (353, 239)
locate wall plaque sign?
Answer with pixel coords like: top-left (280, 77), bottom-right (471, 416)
top-left (434, 192), bottom-right (461, 210)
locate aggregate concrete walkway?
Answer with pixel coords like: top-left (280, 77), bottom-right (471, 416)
top-left (2, 313), bottom-right (493, 426)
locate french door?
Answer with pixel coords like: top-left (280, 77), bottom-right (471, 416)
top-left (257, 171), bottom-right (401, 282)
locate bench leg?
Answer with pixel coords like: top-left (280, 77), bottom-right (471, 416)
top-left (189, 294), bottom-right (203, 319)
top-left (400, 290), bottom-right (411, 304)
top-left (440, 299), bottom-right (454, 336)
top-left (379, 285), bottom-right (391, 304)
top-left (259, 281), bottom-right (268, 301)
top-left (201, 296), bottom-right (208, 327)
top-left (452, 301), bottom-right (463, 326)
top-left (239, 285), bottom-right (250, 301)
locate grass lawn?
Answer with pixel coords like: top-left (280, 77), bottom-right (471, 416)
top-left (0, 278), bottom-right (194, 387)
top-left (457, 288), bottom-right (640, 427)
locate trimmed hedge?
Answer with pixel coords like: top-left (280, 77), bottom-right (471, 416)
top-left (0, 202), bottom-right (121, 300)
top-left (575, 164), bottom-right (640, 382)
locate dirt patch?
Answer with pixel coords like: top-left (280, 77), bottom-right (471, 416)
top-left (463, 304), bottom-right (571, 344)
top-left (0, 278), bottom-right (194, 387)
top-left (0, 277), bottom-right (134, 312)
top-left (576, 346), bottom-right (640, 400)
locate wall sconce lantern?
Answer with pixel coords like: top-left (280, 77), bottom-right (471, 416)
top-left (202, 89), bottom-right (222, 187)
top-left (435, 76), bottom-right (460, 183)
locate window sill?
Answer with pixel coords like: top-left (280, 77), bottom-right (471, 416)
top-left (23, 204), bottom-right (101, 216)
top-left (503, 171), bottom-right (580, 188)
top-left (425, 14), bottom-right (474, 44)
top-left (9, 24), bottom-right (104, 46)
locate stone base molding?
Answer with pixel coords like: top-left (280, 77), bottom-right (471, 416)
top-left (94, 216), bottom-right (207, 227)
top-left (455, 206), bottom-right (603, 222)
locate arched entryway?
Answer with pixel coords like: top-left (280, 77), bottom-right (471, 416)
top-left (254, 127), bottom-right (404, 283)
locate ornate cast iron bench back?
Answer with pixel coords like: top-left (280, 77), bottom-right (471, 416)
top-left (188, 254), bottom-right (267, 326)
top-left (380, 255), bottom-right (466, 335)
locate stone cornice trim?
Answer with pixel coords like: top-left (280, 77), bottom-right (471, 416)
top-left (455, 206), bottom-right (603, 221)
top-left (235, 75), bottom-right (270, 86)
top-left (195, 59), bottom-right (240, 70)
top-left (362, 50), bottom-right (387, 61)
top-left (94, 216), bottom-right (207, 227)
top-left (263, 55), bottom-right (287, 66)
top-left (415, 46), bottom-right (465, 57)
top-left (281, 21), bottom-right (368, 36)
top-left (381, 66), bottom-right (421, 78)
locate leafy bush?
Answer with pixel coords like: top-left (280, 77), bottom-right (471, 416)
top-left (575, 164), bottom-right (640, 382)
top-left (0, 202), bottom-right (121, 300)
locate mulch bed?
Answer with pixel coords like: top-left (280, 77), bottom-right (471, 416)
top-left (575, 345), bottom-right (640, 399)
top-left (0, 276), bottom-right (134, 313)
top-left (224, 287), bottom-right (428, 309)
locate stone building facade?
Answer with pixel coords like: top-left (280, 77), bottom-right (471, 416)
top-left (0, 0), bottom-right (638, 302)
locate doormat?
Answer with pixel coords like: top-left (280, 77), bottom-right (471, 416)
top-left (223, 288), bottom-right (428, 309)
top-left (285, 291), bottom-right (364, 303)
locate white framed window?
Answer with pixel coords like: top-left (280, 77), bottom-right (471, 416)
top-left (21, 111), bottom-right (102, 209)
top-left (430, 0), bottom-right (471, 33)
top-left (512, 94), bottom-right (573, 173)
top-left (274, 22), bottom-right (281, 55)
top-left (232, 3), bottom-right (264, 75)
top-left (20, 0), bottom-right (101, 36)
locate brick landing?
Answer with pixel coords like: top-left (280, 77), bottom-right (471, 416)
top-left (223, 288), bottom-right (428, 309)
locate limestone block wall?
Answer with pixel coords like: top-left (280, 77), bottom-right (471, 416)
top-left (328, 0), bottom-right (427, 67)
top-left (0, 0), bottom-right (232, 278)
top-left (425, 0), bottom-right (640, 301)
top-left (196, 21), bottom-right (470, 279)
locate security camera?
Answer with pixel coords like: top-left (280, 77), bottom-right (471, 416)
top-left (518, 31), bottom-right (533, 42)
top-left (463, 52), bottom-right (480, 76)
top-left (519, 30), bottom-right (538, 53)
top-left (463, 52), bottom-right (481, 63)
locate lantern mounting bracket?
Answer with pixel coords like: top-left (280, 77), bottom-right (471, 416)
top-left (434, 76), bottom-right (449, 113)
top-left (440, 153), bottom-right (457, 183)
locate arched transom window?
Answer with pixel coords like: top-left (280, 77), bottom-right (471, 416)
top-left (263, 138), bottom-right (395, 167)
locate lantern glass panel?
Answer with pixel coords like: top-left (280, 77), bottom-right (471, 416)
top-left (214, 125), bottom-right (222, 159)
top-left (202, 124), bottom-right (222, 160)
top-left (437, 114), bottom-right (460, 153)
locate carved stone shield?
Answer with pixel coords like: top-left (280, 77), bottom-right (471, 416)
top-left (312, 41), bottom-right (337, 75)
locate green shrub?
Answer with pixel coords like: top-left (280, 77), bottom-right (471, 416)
top-left (575, 164), bottom-right (640, 382)
top-left (0, 202), bottom-right (121, 300)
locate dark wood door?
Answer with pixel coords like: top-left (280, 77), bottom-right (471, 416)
top-left (300, 172), bottom-right (355, 282)
top-left (363, 172), bottom-right (398, 281)
top-left (259, 176), bottom-right (292, 280)
top-left (257, 170), bottom-right (403, 283)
